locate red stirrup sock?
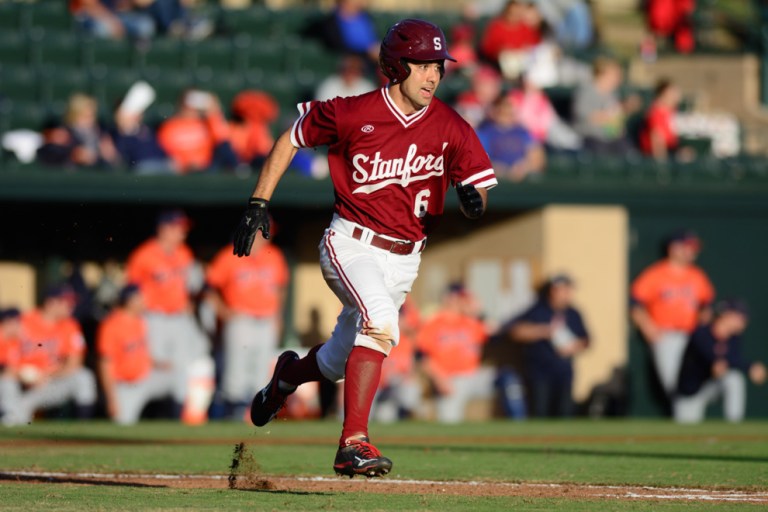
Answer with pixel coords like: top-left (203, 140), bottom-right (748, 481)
top-left (279, 344), bottom-right (325, 389)
top-left (340, 346), bottom-right (385, 445)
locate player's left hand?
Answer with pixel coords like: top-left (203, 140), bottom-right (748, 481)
top-left (456, 183), bottom-right (484, 219)
top-left (233, 197), bottom-right (270, 257)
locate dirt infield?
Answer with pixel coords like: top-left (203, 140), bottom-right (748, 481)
top-left (2, 471), bottom-right (768, 504)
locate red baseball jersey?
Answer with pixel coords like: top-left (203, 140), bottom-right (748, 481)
top-left (18, 310), bottom-right (86, 374)
top-left (125, 238), bottom-right (194, 314)
top-left (290, 88), bottom-right (497, 241)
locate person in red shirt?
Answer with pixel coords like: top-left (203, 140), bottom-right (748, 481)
top-left (231, 19), bottom-right (497, 477)
top-left (480, 1), bottom-right (542, 66)
top-left (205, 232), bottom-right (289, 419)
top-left (0, 308), bottom-right (22, 424)
top-left (631, 229), bottom-right (715, 399)
top-left (125, 210), bottom-right (212, 419)
top-left (157, 90), bottom-right (238, 174)
top-left (4, 286), bottom-right (97, 425)
top-left (639, 79), bottom-right (695, 162)
top-left (417, 283), bottom-right (494, 423)
top-left (98, 284), bottom-right (174, 425)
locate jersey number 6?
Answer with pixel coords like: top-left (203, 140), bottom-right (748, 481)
top-left (414, 189), bottom-right (430, 218)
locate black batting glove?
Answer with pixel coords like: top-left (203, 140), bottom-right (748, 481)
top-left (456, 183), bottom-right (484, 219)
top-left (233, 197), bottom-right (270, 257)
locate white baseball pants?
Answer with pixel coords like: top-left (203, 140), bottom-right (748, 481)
top-left (315, 216), bottom-right (421, 382)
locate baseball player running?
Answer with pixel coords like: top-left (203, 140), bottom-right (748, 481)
top-left (232, 19), bottom-right (497, 478)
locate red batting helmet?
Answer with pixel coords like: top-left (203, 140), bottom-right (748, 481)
top-left (379, 19), bottom-right (456, 84)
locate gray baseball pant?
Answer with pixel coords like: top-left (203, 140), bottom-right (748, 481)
top-left (222, 315), bottom-right (279, 404)
top-left (674, 370), bottom-right (746, 423)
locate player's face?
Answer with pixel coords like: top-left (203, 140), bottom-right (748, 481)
top-left (399, 61), bottom-right (443, 112)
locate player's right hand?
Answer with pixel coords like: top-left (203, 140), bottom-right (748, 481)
top-left (233, 197), bottom-right (270, 257)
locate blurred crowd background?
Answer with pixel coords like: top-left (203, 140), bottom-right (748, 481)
top-left (1, 0), bottom-right (767, 426)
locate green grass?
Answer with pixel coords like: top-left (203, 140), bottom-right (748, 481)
top-left (1, 419), bottom-right (767, 510)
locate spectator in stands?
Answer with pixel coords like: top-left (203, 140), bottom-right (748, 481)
top-left (37, 93), bottom-right (118, 170)
top-left (157, 89), bottom-right (238, 174)
top-left (71, 0), bottom-right (212, 41)
top-left (509, 75), bottom-right (582, 151)
top-left (674, 299), bottom-right (766, 423)
top-left (373, 296), bottom-right (422, 423)
top-left (454, 65), bottom-right (503, 128)
top-left (2, 286), bottom-right (97, 426)
top-left (205, 225), bottom-right (289, 420)
top-left (315, 55), bottom-right (377, 102)
top-left (573, 57), bottom-right (637, 157)
top-left (446, 22), bottom-right (479, 75)
top-left (639, 78), bottom-right (695, 162)
top-left (507, 274), bottom-right (589, 417)
top-left (97, 284), bottom-right (174, 425)
top-left (631, 229), bottom-right (715, 399)
top-left (228, 90), bottom-right (280, 169)
top-left (302, 0), bottom-right (380, 64)
top-left (476, 94), bottom-right (545, 182)
top-left (0, 308), bottom-right (22, 425)
top-left (125, 210), bottom-right (212, 422)
top-left (480, 1), bottom-right (543, 68)
top-left (417, 283), bottom-right (494, 423)
top-left (643, 0), bottom-right (696, 55)
top-left (534, 0), bottom-right (594, 50)
top-left (110, 82), bottom-right (174, 174)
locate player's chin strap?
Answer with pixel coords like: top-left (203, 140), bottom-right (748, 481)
top-left (456, 184), bottom-right (484, 219)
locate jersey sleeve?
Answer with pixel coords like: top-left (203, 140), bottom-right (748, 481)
top-left (205, 248), bottom-right (231, 290)
top-left (61, 319), bottom-right (86, 357)
top-left (695, 269), bottom-right (715, 307)
top-left (289, 100), bottom-right (340, 149)
top-left (630, 267), bottom-right (657, 305)
top-left (449, 122), bottom-right (498, 190)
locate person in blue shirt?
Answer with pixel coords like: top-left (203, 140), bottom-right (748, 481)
top-left (476, 94), bottom-right (545, 182)
top-left (507, 274), bottom-right (589, 417)
top-left (674, 298), bottom-right (766, 423)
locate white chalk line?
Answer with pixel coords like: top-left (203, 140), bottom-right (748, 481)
top-left (1, 471), bottom-right (767, 502)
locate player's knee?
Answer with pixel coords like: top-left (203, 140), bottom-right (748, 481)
top-left (354, 334), bottom-right (393, 356)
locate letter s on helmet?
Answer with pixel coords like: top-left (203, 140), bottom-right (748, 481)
top-left (379, 19), bottom-right (456, 84)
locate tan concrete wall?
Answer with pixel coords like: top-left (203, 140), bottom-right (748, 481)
top-left (292, 263), bottom-right (340, 341)
top-left (0, 262), bottom-right (36, 310)
top-left (541, 206), bottom-right (628, 401)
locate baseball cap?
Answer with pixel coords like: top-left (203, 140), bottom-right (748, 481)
top-left (157, 209), bottom-right (191, 228)
top-left (548, 273), bottom-right (574, 287)
top-left (118, 283), bottom-right (141, 305)
top-left (44, 283), bottom-right (76, 301)
top-left (666, 229), bottom-right (701, 248)
top-left (714, 298), bottom-right (750, 317)
top-left (0, 307), bottom-right (21, 321)
top-left (447, 282), bottom-right (468, 296)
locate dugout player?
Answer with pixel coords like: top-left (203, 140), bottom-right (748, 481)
top-left (631, 230), bottom-right (715, 399)
top-left (97, 284), bottom-right (174, 425)
top-left (0, 308), bottom-right (22, 424)
top-left (125, 210), bottom-right (212, 419)
top-left (674, 299), bottom-right (766, 423)
top-left (205, 229), bottom-right (289, 419)
top-left (4, 286), bottom-right (97, 425)
top-left (232, 19), bottom-right (498, 477)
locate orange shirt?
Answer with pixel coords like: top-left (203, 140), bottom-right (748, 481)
top-left (206, 243), bottom-right (289, 317)
top-left (157, 112), bottom-right (230, 174)
top-left (0, 333), bottom-right (20, 371)
top-left (97, 309), bottom-right (152, 382)
top-left (126, 238), bottom-right (194, 314)
top-left (417, 310), bottom-right (487, 377)
top-left (631, 260), bottom-right (715, 332)
top-left (18, 310), bottom-right (85, 374)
